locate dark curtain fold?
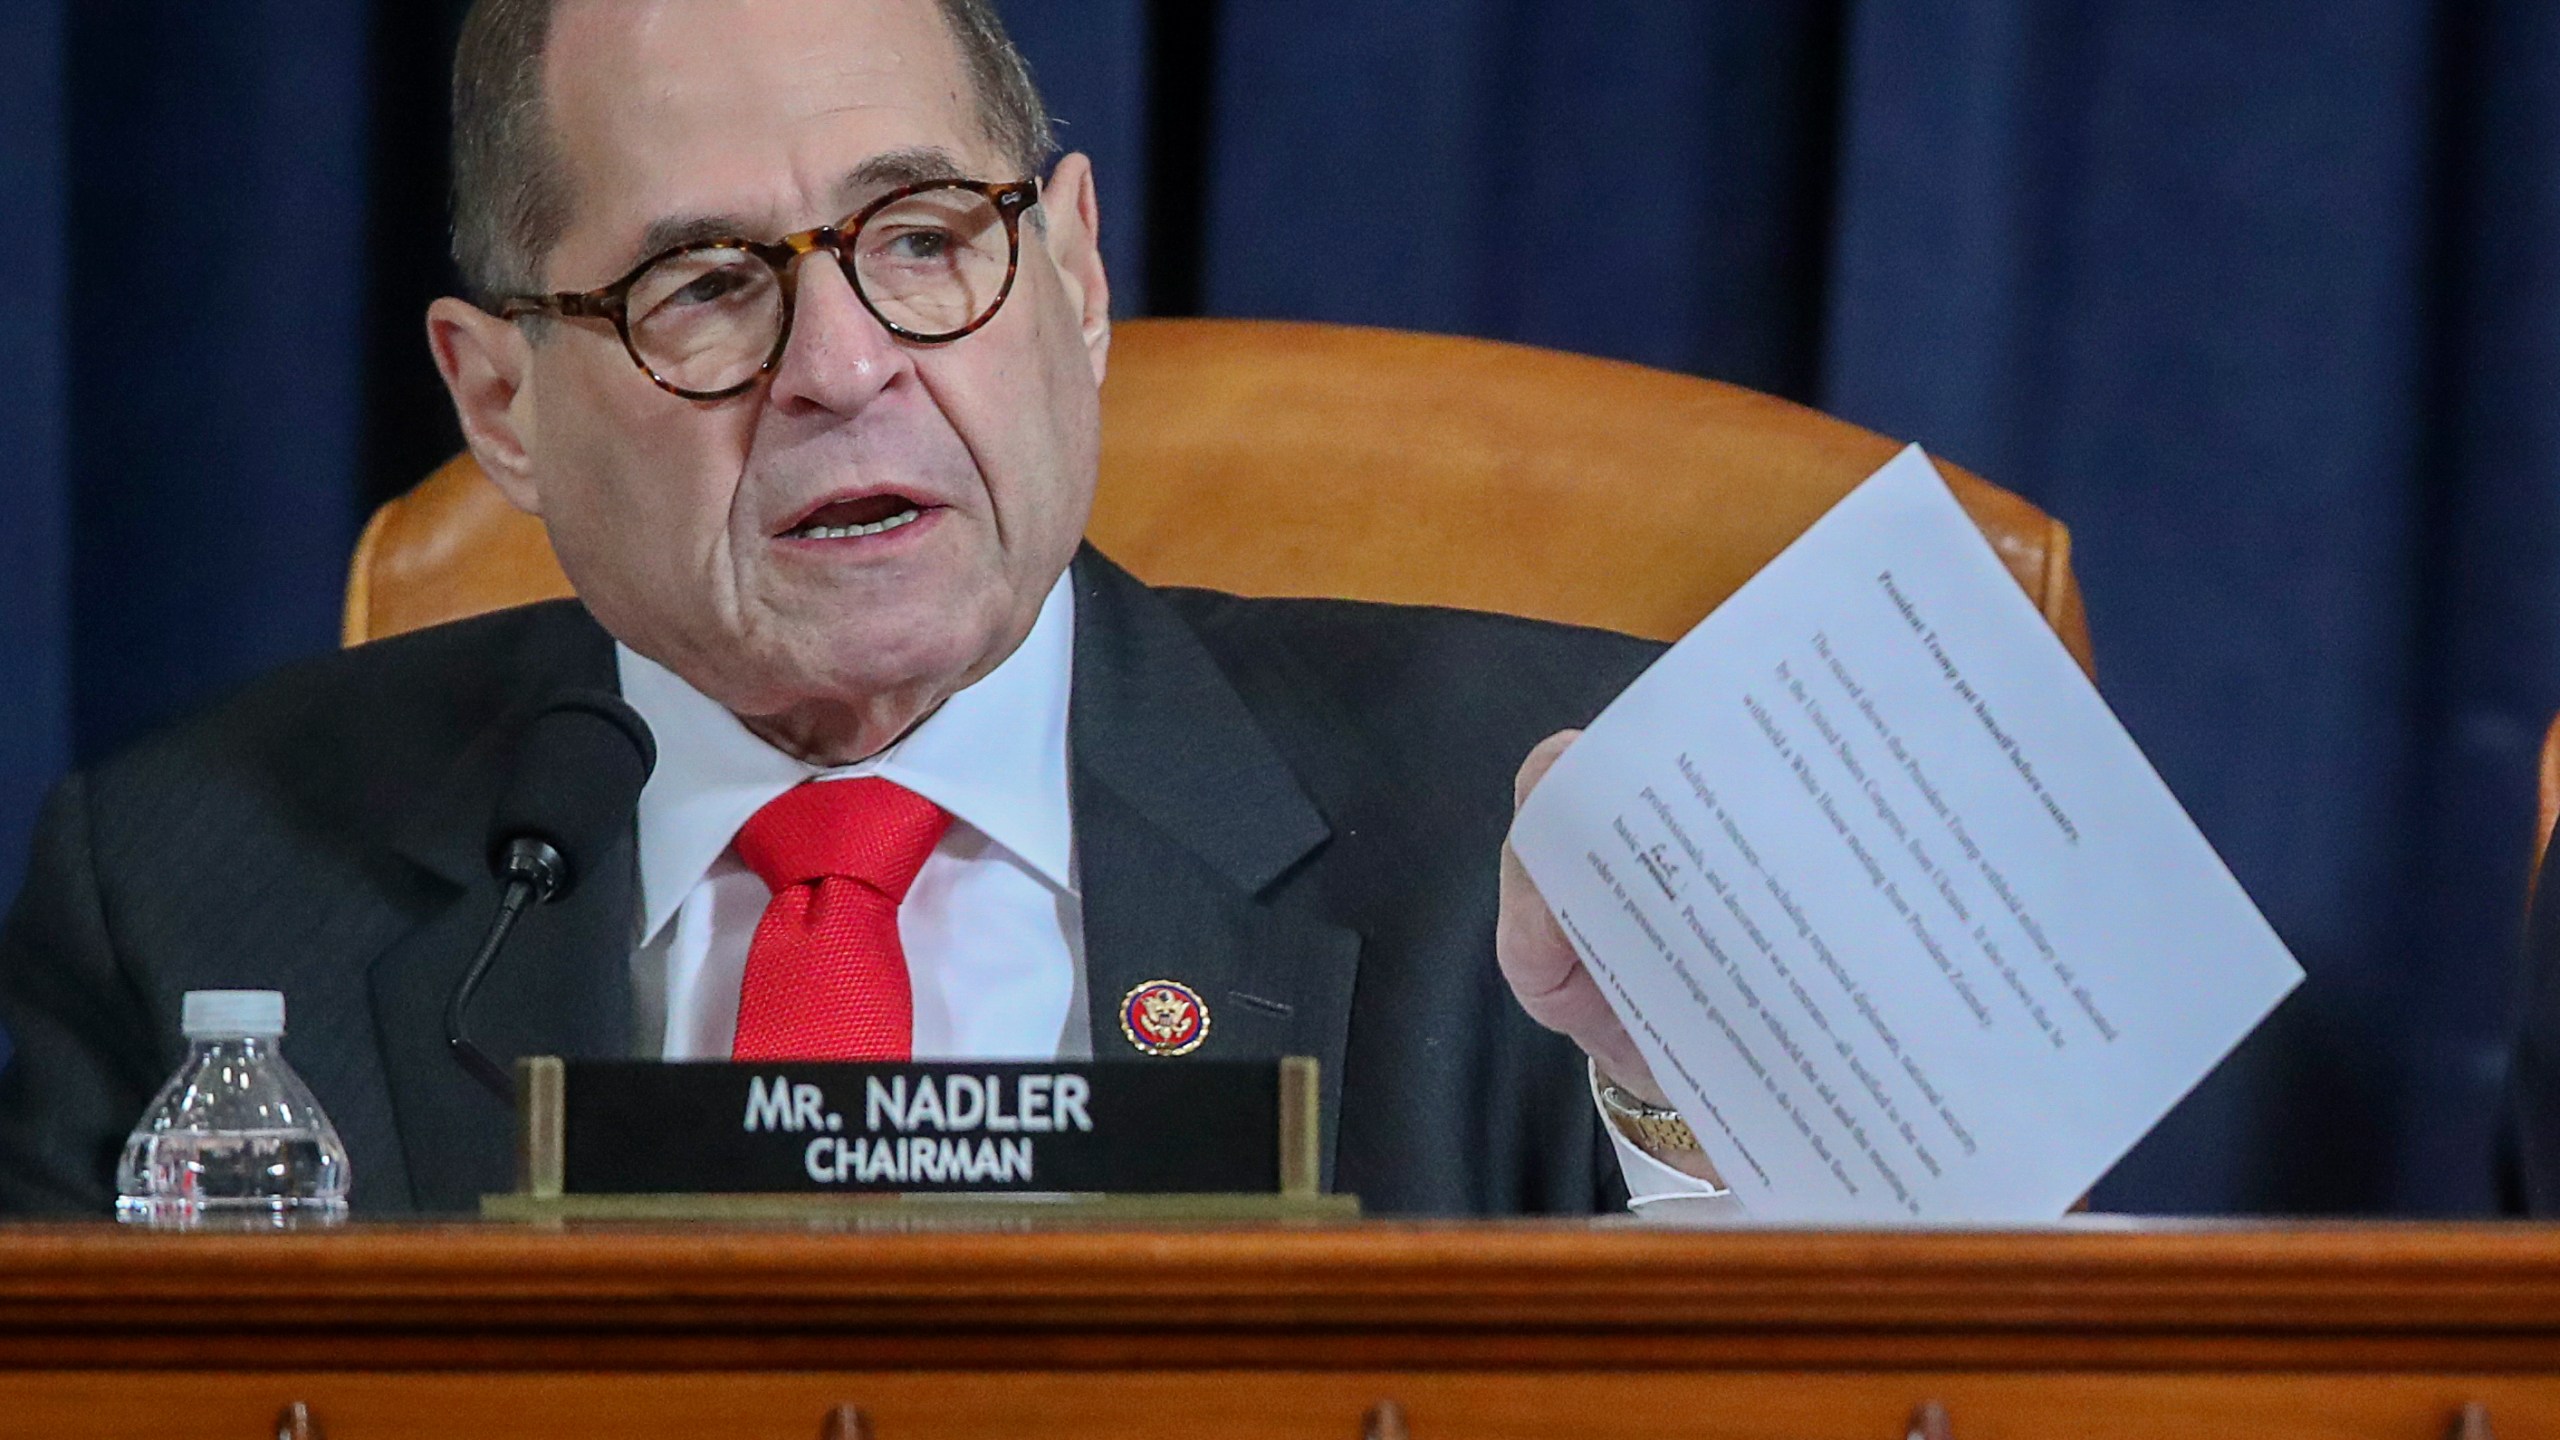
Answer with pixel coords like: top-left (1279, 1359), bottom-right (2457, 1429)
top-left (57, 1), bottom-right (371, 766)
top-left (1820, 2), bottom-right (2449, 1211)
top-left (4, 0), bottom-right (2557, 1214)
top-left (2398, 0), bottom-right (2560, 1212)
top-left (0, 0), bottom-right (69, 1016)
top-left (1000, 3), bottom-right (1155, 308)
top-left (1202, 0), bottom-right (1842, 396)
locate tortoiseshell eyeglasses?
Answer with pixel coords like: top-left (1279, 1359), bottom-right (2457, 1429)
top-left (497, 179), bottom-right (1040, 401)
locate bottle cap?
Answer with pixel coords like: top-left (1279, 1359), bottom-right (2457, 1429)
top-left (181, 990), bottom-right (285, 1039)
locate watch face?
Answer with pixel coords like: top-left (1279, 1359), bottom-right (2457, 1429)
top-left (1603, 1085), bottom-right (1665, 1119)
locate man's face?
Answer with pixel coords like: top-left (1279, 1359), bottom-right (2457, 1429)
top-left (492, 0), bottom-right (1108, 755)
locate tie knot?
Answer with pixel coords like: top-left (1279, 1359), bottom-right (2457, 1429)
top-left (734, 778), bottom-right (951, 900)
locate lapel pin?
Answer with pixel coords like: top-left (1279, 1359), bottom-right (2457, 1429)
top-left (1120, 980), bottom-right (1210, 1057)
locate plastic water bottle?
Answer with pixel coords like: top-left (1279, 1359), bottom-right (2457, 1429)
top-left (114, 990), bottom-right (350, 1227)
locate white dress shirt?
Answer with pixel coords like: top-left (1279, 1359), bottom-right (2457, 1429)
top-left (616, 571), bottom-right (1719, 1211)
top-left (624, 575), bottom-right (1087, 1064)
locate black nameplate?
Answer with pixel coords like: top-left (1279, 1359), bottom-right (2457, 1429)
top-left (553, 1060), bottom-right (1289, 1195)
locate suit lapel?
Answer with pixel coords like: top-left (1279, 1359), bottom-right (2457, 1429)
top-left (365, 604), bottom-right (636, 1213)
top-left (1068, 551), bottom-right (1362, 1187)
top-left (360, 568), bottom-right (1363, 1206)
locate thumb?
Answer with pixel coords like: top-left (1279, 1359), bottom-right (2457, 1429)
top-left (1513, 729), bottom-right (1581, 811)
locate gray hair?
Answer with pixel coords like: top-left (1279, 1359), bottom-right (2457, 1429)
top-left (449, 0), bottom-right (1057, 306)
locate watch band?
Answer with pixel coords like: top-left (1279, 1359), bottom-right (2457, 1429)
top-left (1591, 1060), bottom-right (1702, 1156)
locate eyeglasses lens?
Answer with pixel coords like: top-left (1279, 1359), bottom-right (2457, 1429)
top-left (851, 189), bottom-right (1014, 338)
top-left (626, 247), bottom-right (785, 396)
top-left (624, 187), bottom-right (1014, 396)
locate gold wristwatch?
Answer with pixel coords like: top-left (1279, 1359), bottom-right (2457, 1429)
top-left (1591, 1060), bottom-right (1701, 1156)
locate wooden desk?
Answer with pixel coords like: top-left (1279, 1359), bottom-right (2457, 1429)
top-left (1, 1220), bottom-right (2553, 1438)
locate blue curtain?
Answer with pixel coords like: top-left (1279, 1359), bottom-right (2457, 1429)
top-left (0, 0), bottom-right (369, 911)
top-left (1183, 0), bottom-right (2560, 1216)
top-left (6, 0), bottom-right (2558, 1214)
top-left (1002, 6), bottom-right (1155, 304)
top-left (0, 0), bottom-right (68, 1080)
top-left (66, 2), bottom-right (370, 764)
top-left (1820, 3), bottom-right (2463, 1212)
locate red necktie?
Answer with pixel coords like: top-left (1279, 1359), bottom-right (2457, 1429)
top-left (729, 778), bottom-right (951, 1062)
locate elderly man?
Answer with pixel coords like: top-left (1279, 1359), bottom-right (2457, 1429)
top-left (0, 0), bottom-right (1717, 1214)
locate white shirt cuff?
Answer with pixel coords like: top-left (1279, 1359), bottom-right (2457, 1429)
top-left (1605, 1121), bottom-right (1746, 1217)
top-left (1592, 1066), bottom-right (1746, 1218)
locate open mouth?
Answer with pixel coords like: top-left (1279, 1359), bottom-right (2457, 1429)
top-left (782, 493), bottom-right (930, 541)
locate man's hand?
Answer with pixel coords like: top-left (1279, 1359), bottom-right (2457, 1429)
top-left (1497, 730), bottom-right (1668, 1106)
top-left (1500, 731), bottom-right (1725, 1186)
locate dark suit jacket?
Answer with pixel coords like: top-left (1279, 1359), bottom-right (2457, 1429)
top-left (0, 549), bottom-right (1659, 1216)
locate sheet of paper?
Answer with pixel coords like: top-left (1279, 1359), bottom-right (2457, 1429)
top-left (1510, 446), bottom-right (2302, 1222)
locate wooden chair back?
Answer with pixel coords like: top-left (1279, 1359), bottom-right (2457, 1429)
top-left (345, 318), bottom-right (2092, 675)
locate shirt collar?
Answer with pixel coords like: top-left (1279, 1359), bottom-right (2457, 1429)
top-left (618, 573), bottom-right (1078, 944)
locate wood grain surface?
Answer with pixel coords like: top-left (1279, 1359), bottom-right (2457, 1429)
top-left (1, 1220), bottom-right (2558, 1372)
top-left (9, 1370), bottom-right (2551, 1440)
top-left (8, 1222), bottom-right (2560, 1438)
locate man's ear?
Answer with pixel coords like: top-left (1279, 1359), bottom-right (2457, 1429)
top-left (1039, 152), bottom-right (1112, 387)
top-left (425, 297), bottom-right (544, 515)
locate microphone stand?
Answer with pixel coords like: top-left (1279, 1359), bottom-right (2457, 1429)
top-left (445, 838), bottom-right (568, 1102)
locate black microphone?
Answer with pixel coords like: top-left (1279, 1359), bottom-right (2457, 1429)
top-left (447, 689), bottom-right (657, 1100)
